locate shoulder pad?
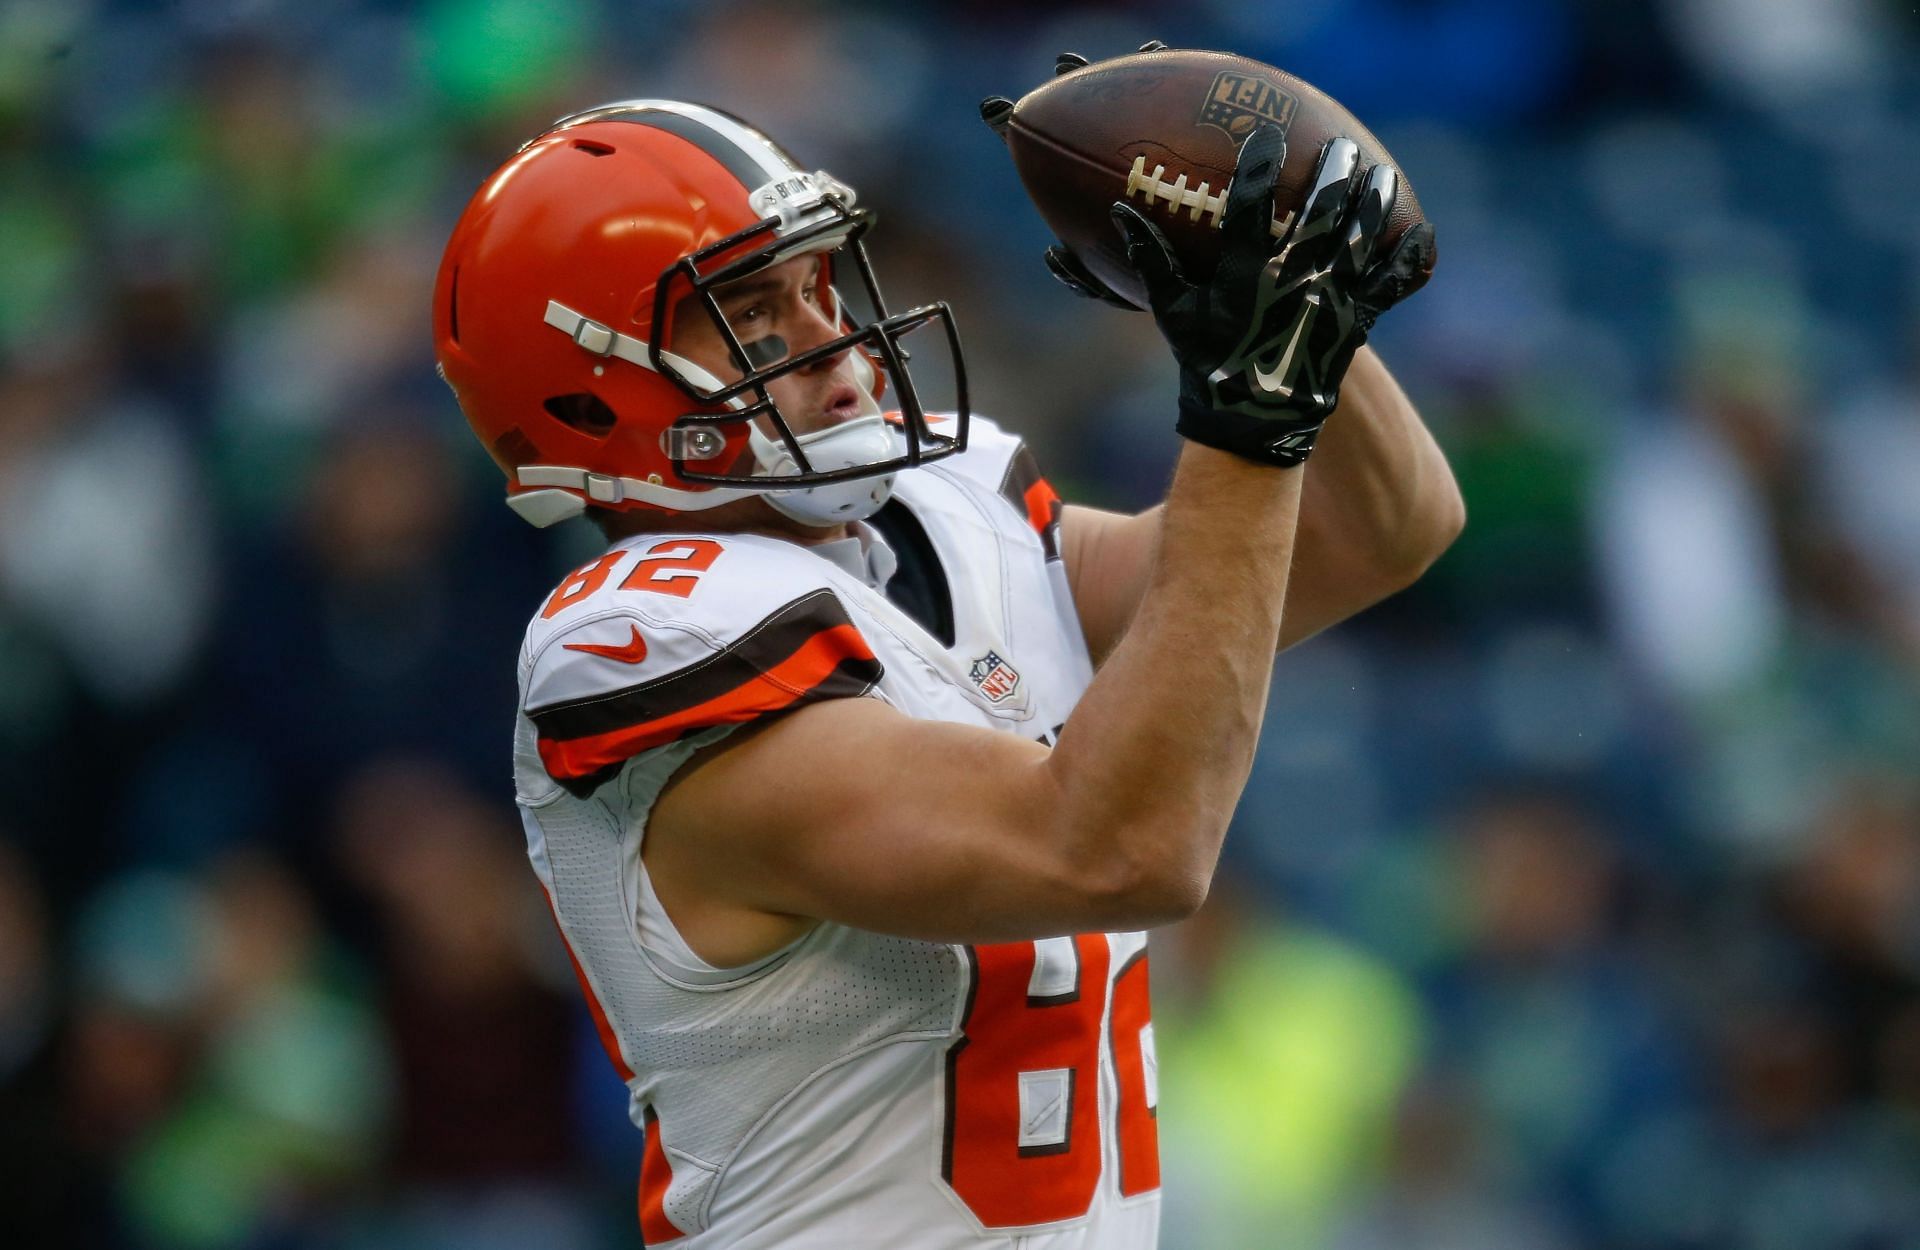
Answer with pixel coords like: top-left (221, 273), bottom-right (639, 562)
top-left (934, 416), bottom-right (1063, 561)
top-left (524, 538), bottom-right (881, 796)
top-left (933, 414), bottom-right (1022, 492)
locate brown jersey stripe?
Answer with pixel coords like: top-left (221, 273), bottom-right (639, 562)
top-left (997, 442), bottom-right (1062, 561)
top-left (538, 633), bottom-right (878, 788)
top-left (531, 590), bottom-right (871, 742)
top-left (533, 592), bottom-right (881, 794)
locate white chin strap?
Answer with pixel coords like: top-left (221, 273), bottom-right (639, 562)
top-left (748, 404), bottom-right (902, 526)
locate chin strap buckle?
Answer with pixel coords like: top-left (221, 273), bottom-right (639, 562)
top-left (582, 472), bottom-right (623, 503)
top-left (571, 318), bottom-right (615, 356)
top-left (544, 301), bottom-right (636, 363)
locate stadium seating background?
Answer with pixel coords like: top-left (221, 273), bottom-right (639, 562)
top-left (3, 1), bottom-right (1918, 1246)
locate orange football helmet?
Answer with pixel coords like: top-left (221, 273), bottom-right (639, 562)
top-left (433, 100), bottom-right (968, 527)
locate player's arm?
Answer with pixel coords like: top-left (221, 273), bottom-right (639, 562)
top-left (648, 440), bottom-right (1303, 949)
top-left (1062, 345), bottom-right (1464, 666)
top-left (650, 127), bottom-right (1436, 956)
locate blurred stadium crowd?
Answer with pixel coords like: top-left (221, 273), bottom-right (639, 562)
top-left (3, 0), bottom-right (1919, 1246)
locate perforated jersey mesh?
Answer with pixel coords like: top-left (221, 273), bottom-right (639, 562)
top-left (520, 710), bottom-right (963, 1230)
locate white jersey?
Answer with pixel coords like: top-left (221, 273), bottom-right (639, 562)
top-left (512, 419), bottom-right (1161, 1248)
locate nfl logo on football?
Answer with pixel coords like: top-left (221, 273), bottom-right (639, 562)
top-left (1197, 70), bottom-right (1299, 138)
top-left (968, 651), bottom-right (1021, 703)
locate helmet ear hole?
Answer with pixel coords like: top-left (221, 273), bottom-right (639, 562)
top-left (543, 392), bottom-right (618, 438)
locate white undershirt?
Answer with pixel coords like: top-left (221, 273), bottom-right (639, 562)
top-left (808, 519), bottom-right (897, 591)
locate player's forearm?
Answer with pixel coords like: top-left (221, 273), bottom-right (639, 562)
top-left (1294, 347), bottom-right (1463, 595)
top-left (1040, 443), bottom-right (1302, 922)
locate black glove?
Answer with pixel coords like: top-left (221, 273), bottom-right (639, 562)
top-left (1043, 243), bottom-right (1136, 308)
top-left (1112, 124), bottom-right (1435, 467)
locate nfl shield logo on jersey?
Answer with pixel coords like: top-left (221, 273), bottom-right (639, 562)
top-left (968, 651), bottom-right (1021, 703)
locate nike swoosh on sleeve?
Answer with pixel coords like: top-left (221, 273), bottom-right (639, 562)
top-left (562, 624), bottom-right (649, 664)
top-left (532, 590), bottom-right (882, 793)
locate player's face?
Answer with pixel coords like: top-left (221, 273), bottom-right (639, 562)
top-left (670, 253), bottom-right (868, 438)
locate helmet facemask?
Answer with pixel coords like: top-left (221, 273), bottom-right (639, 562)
top-left (478, 107), bottom-right (975, 529)
top-left (647, 178), bottom-right (969, 523)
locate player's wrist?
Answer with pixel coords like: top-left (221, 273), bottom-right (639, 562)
top-left (1173, 392), bottom-right (1327, 468)
top-left (1167, 434), bottom-right (1310, 502)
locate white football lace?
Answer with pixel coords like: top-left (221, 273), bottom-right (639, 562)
top-left (1123, 155), bottom-right (1294, 240)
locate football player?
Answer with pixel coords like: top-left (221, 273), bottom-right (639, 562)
top-left (433, 94), bottom-right (1455, 1248)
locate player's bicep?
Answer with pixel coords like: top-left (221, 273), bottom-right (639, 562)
top-left (647, 696), bottom-right (1116, 946)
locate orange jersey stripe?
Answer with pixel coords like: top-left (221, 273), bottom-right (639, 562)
top-left (537, 624), bottom-right (876, 780)
top-left (535, 883), bottom-right (635, 1083)
top-left (639, 1105), bottom-right (686, 1244)
top-left (1023, 475), bottom-right (1062, 538)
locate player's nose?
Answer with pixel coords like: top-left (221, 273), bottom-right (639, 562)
top-left (791, 298), bottom-right (850, 375)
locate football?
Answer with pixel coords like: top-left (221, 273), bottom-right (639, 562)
top-left (990, 48), bottom-right (1433, 311)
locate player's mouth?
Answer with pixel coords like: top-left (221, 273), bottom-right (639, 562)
top-left (819, 383), bottom-right (862, 425)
